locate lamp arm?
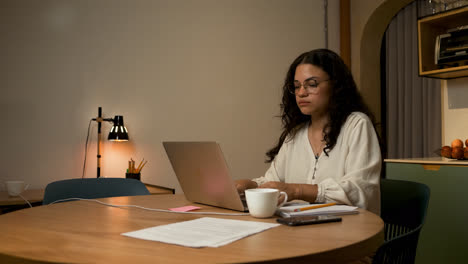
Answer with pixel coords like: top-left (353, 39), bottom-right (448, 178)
top-left (91, 108), bottom-right (115, 178)
top-left (92, 117), bottom-right (114, 123)
top-left (97, 107), bottom-right (102, 178)
top-left (91, 107), bottom-right (126, 178)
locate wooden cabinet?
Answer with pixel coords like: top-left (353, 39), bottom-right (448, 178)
top-left (385, 160), bottom-right (468, 264)
top-left (418, 6), bottom-right (468, 78)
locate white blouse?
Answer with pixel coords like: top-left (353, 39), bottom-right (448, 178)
top-left (252, 112), bottom-right (381, 215)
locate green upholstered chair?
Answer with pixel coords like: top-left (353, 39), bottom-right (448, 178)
top-left (43, 178), bottom-right (150, 205)
top-left (372, 178), bottom-right (430, 264)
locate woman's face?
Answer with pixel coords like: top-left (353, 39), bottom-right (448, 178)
top-left (293, 63), bottom-right (331, 117)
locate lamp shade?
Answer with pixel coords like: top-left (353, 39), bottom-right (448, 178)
top-left (108, 115), bottom-right (129, 141)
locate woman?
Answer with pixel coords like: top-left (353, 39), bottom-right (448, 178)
top-left (236, 49), bottom-right (381, 214)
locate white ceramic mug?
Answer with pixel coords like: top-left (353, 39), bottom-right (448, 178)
top-left (5, 181), bottom-right (29, 197)
top-left (245, 188), bottom-right (288, 218)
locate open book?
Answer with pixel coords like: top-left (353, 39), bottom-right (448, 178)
top-left (276, 203), bottom-right (359, 218)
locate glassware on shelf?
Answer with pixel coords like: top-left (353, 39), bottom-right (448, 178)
top-left (421, 0), bottom-right (467, 17)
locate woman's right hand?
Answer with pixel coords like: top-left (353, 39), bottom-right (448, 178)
top-left (234, 179), bottom-right (258, 193)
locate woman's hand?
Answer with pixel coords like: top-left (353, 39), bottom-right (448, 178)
top-left (235, 179), bottom-right (258, 193)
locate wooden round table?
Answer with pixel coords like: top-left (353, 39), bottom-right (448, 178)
top-left (0, 194), bottom-right (383, 263)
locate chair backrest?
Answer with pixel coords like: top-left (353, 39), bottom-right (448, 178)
top-left (373, 178), bottom-right (430, 264)
top-left (43, 178), bottom-right (150, 205)
top-left (380, 178), bottom-right (430, 238)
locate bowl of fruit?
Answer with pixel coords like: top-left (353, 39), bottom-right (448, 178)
top-left (439, 139), bottom-right (468, 160)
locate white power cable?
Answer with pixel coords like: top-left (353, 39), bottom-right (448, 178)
top-left (18, 194), bottom-right (33, 208)
top-left (48, 198), bottom-right (250, 216)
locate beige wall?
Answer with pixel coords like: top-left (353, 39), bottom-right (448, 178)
top-left (350, 0), bottom-right (385, 88)
top-left (442, 78), bottom-right (468, 146)
top-left (1, 0), bottom-right (338, 192)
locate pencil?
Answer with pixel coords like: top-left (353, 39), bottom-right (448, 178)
top-left (136, 159), bottom-right (145, 172)
top-left (137, 160), bottom-right (148, 173)
top-left (293, 202), bottom-right (337, 212)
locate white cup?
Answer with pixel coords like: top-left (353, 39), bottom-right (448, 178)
top-left (5, 181), bottom-right (29, 197)
top-left (245, 188), bottom-right (288, 218)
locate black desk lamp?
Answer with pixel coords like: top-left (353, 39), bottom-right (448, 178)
top-left (92, 107), bottom-right (129, 178)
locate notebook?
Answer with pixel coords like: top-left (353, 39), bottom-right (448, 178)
top-left (276, 204), bottom-right (359, 218)
top-left (163, 141), bottom-right (248, 212)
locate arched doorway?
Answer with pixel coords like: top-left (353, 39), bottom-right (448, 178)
top-left (359, 0), bottom-right (414, 130)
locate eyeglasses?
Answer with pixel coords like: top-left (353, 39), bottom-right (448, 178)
top-left (288, 79), bottom-right (330, 95)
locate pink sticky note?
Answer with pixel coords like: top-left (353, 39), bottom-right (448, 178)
top-left (169, 206), bottom-right (201, 212)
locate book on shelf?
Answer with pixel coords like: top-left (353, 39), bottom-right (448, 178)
top-left (276, 203), bottom-right (359, 218)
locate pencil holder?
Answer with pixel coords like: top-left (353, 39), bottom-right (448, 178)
top-left (126, 173), bottom-right (141, 181)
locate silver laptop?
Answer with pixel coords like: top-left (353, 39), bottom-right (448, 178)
top-left (163, 141), bottom-right (248, 212)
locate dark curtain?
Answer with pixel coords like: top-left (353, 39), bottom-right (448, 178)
top-left (385, 1), bottom-right (441, 159)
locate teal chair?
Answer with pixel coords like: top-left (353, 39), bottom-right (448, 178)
top-left (43, 178), bottom-right (150, 205)
top-left (372, 179), bottom-right (430, 264)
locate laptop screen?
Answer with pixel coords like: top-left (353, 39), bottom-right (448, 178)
top-left (163, 141), bottom-right (247, 212)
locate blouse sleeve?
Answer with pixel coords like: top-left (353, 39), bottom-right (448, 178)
top-left (251, 139), bottom-right (290, 186)
top-left (315, 115), bottom-right (381, 214)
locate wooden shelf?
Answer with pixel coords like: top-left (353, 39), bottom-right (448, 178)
top-left (418, 6), bottom-right (468, 79)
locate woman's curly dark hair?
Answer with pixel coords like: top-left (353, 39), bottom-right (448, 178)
top-left (266, 49), bottom-right (377, 162)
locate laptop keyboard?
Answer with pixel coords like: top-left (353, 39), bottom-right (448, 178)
top-left (239, 193), bottom-right (248, 209)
